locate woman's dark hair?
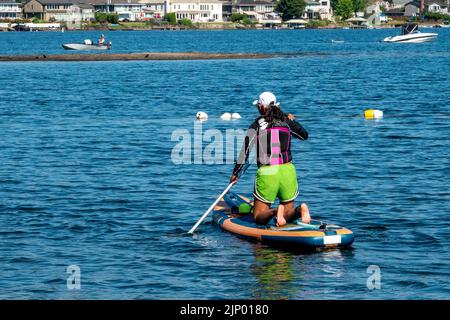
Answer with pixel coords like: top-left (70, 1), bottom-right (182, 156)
top-left (263, 102), bottom-right (286, 124)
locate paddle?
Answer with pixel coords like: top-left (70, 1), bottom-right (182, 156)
top-left (188, 162), bottom-right (250, 234)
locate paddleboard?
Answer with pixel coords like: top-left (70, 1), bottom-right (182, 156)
top-left (212, 193), bottom-right (354, 249)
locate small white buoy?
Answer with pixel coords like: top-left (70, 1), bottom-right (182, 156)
top-left (364, 109), bottom-right (383, 120)
top-left (231, 112), bottom-right (241, 120)
top-left (220, 112), bottom-right (232, 120)
top-left (196, 111), bottom-right (208, 121)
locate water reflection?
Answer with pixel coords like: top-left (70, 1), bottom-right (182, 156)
top-left (250, 244), bottom-right (356, 299)
top-left (250, 244), bottom-right (298, 299)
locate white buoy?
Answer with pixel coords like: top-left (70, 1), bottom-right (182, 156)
top-left (196, 111), bottom-right (208, 121)
top-left (220, 112), bottom-right (232, 120)
top-left (231, 112), bottom-right (241, 120)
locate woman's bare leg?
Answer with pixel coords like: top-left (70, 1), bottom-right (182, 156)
top-left (253, 199), bottom-right (276, 225)
top-left (276, 205), bottom-right (286, 227)
top-left (278, 201), bottom-right (297, 226)
top-left (300, 203), bottom-right (311, 223)
top-left (253, 199), bottom-right (299, 226)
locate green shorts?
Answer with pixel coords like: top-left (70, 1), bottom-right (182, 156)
top-left (253, 162), bottom-right (299, 204)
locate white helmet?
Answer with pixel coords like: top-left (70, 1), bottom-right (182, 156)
top-left (253, 92), bottom-right (279, 109)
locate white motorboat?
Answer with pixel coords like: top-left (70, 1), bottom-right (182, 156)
top-left (383, 24), bottom-right (437, 43)
top-left (62, 39), bottom-right (112, 50)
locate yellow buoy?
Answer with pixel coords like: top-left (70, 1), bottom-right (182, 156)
top-left (364, 109), bottom-right (383, 119)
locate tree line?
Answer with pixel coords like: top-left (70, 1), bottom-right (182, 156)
top-left (275, 0), bottom-right (368, 21)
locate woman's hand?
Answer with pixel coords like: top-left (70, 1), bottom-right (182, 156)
top-left (230, 175), bottom-right (238, 184)
top-left (287, 113), bottom-right (295, 121)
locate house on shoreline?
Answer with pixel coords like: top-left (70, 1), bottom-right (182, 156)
top-left (303, 0), bottom-right (332, 21)
top-left (4, 0), bottom-right (450, 26)
top-left (166, 0), bottom-right (223, 22)
top-left (384, 0), bottom-right (449, 19)
top-left (20, 0), bottom-right (223, 23)
top-left (0, 0), bottom-right (23, 19)
top-left (22, 0), bottom-right (94, 22)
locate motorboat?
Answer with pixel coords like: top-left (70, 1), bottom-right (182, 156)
top-left (383, 24), bottom-right (437, 43)
top-left (62, 39), bottom-right (112, 50)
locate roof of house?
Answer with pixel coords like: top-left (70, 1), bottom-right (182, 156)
top-left (237, 0), bottom-right (276, 5)
top-left (285, 19), bottom-right (308, 24)
top-left (394, 0), bottom-right (449, 6)
top-left (391, 0), bottom-right (412, 5)
top-left (404, 1), bottom-right (420, 6)
top-left (385, 7), bottom-right (405, 14)
top-left (168, 0), bottom-right (222, 3)
top-left (75, 3), bottom-right (94, 8)
top-left (21, 0), bottom-right (145, 7)
top-left (25, 0), bottom-right (74, 4)
top-left (87, 0), bottom-right (143, 4)
top-left (425, 0), bottom-right (449, 6)
top-left (137, 0), bottom-right (165, 4)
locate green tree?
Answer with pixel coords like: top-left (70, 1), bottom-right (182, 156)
top-left (275, 0), bottom-right (306, 21)
top-left (335, 0), bottom-right (354, 21)
top-left (352, 0), bottom-right (368, 14)
top-left (95, 12), bottom-right (108, 23)
top-left (95, 12), bottom-right (118, 24)
top-left (164, 12), bottom-right (176, 25)
top-left (107, 13), bottom-right (118, 24)
top-left (242, 17), bottom-right (253, 25)
top-left (178, 18), bottom-right (193, 27)
top-left (331, 0), bottom-right (339, 11)
top-left (230, 13), bottom-right (247, 22)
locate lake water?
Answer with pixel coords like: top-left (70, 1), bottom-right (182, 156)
top-left (0, 29), bottom-right (449, 299)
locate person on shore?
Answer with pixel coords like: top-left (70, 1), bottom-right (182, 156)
top-left (230, 92), bottom-right (310, 226)
top-left (98, 34), bottom-right (105, 45)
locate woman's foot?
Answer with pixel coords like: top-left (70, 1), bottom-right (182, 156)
top-left (301, 203), bottom-right (311, 224)
top-left (276, 204), bottom-right (286, 227)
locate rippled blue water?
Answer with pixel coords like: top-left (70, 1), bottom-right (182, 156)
top-left (0, 29), bottom-right (449, 299)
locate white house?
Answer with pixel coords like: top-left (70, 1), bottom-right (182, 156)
top-left (235, 0), bottom-right (279, 23)
top-left (366, 1), bottom-right (391, 14)
top-left (303, 0), bottom-right (332, 20)
top-left (166, 0), bottom-right (223, 22)
top-left (0, 0), bottom-right (22, 19)
top-left (45, 3), bottom-right (95, 22)
top-left (91, 0), bottom-right (149, 21)
top-left (141, 0), bottom-right (166, 19)
top-left (426, 0), bottom-right (449, 13)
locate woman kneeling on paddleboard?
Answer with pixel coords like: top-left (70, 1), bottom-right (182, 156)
top-left (230, 92), bottom-right (310, 226)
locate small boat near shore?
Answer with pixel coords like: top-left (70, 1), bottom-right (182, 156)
top-left (62, 39), bottom-right (112, 51)
top-left (383, 23), bottom-right (437, 43)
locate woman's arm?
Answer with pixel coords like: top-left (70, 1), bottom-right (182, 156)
top-left (231, 122), bottom-right (258, 180)
top-left (285, 115), bottom-right (308, 141)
